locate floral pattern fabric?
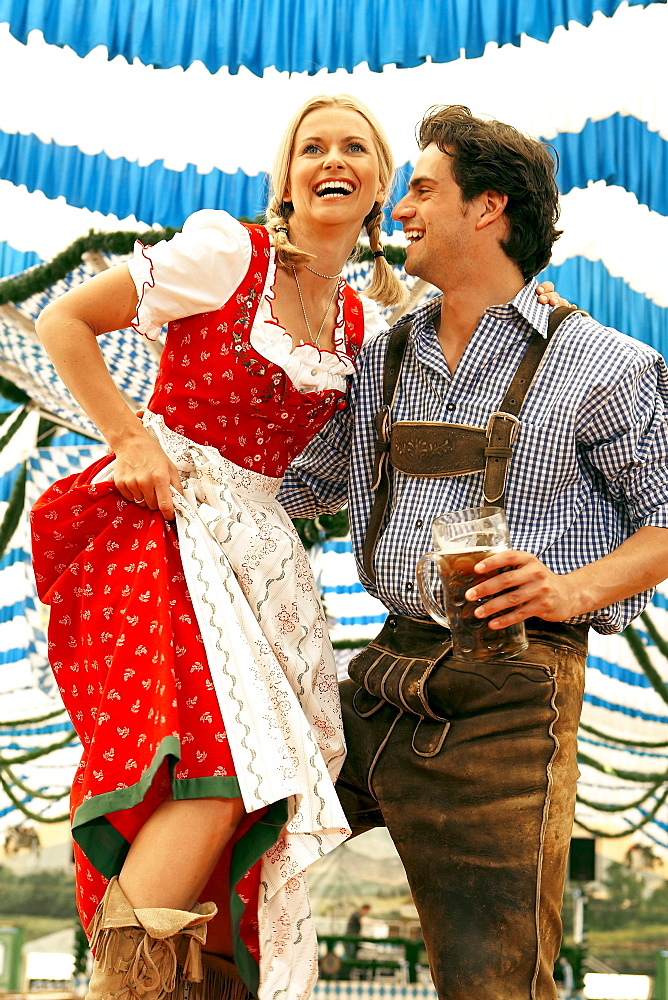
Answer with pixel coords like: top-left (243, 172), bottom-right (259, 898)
top-left (136, 216), bottom-right (367, 477)
top-left (30, 222), bottom-right (368, 999)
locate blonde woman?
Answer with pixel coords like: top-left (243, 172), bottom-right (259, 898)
top-left (31, 93), bottom-right (561, 1000)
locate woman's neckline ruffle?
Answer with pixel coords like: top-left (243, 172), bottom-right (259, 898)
top-left (250, 242), bottom-right (356, 394)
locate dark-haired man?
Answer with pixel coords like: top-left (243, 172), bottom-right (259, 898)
top-left (279, 106), bottom-right (668, 999)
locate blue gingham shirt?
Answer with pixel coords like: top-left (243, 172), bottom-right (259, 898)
top-left (279, 280), bottom-right (668, 634)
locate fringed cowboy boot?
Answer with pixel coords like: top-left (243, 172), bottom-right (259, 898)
top-left (169, 953), bottom-right (254, 1000)
top-left (85, 876), bottom-right (217, 1000)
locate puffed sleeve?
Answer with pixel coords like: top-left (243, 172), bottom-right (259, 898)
top-left (359, 293), bottom-right (390, 343)
top-left (127, 209), bottom-right (253, 340)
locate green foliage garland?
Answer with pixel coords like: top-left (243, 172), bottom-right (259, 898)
top-left (0, 707), bottom-right (69, 728)
top-left (574, 614), bottom-right (668, 837)
top-left (0, 227), bottom-right (406, 306)
top-left (331, 638), bottom-right (368, 650)
top-left (579, 719), bottom-right (668, 749)
top-left (0, 728), bottom-right (78, 766)
top-left (0, 405), bottom-right (29, 452)
top-left (0, 770), bottom-right (70, 824)
top-left (0, 228), bottom-right (178, 306)
top-left (576, 780), bottom-right (664, 813)
top-left (4, 767), bottom-right (70, 802)
top-left (577, 749), bottom-right (668, 785)
top-left (0, 375), bottom-right (30, 404)
top-left (0, 460), bottom-right (26, 559)
top-left (640, 609), bottom-right (668, 661)
top-left (574, 785), bottom-right (668, 839)
top-left (623, 621), bottom-right (668, 705)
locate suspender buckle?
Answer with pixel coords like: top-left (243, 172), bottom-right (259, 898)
top-left (483, 411), bottom-right (521, 504)
top-left (485, 411), bottom-right (520, 445)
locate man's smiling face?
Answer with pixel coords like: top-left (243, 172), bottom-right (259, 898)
top-left (392, 143), bottom-right (475, 289)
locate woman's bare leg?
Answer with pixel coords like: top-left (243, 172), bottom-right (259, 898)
top-left (119, 796), bottom-right (246, 911)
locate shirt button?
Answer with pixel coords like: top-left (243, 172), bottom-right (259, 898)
top-left (446, 403), bottom-right (456, 411)
top-left (311, 368), bottom-right (318, 376)
top-left (415, 519), bottom-right (423, 529)
top-left (405, 582), bottom-right (414, 591)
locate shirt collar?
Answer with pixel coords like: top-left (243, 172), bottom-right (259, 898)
top-left (485, 278), bottom-right (552, 339)
top-left (402, 277), bottom-right (554, 343)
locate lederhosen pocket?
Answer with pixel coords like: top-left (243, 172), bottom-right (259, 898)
top-left (348, 615), bottom-right (453, 757)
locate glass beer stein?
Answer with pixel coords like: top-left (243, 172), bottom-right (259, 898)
top-left (416, 506), bottom-right (528, 661)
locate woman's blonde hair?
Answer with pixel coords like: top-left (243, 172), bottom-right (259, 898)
top-left (266, 93), bottom-right (405, 308)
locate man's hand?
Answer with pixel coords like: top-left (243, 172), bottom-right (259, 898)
top-left (464, 527), bottom-right (668, 628)
top-left (464, 549), bottom-right (578, 627)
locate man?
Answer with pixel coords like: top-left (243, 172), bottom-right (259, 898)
top-left (279, 106), bottom-right (668, 999)
top-left (345, 903), bottom-right (371, 959)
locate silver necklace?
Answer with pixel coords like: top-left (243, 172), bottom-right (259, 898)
top-left (304, 263), bottom-right (343, 280)
top-left (292, 266), bottom-right (339, 347)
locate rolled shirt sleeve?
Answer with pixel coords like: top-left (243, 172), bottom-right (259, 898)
top-left (576, 342), bottom-right (668, 530)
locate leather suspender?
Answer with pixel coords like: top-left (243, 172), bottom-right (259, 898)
top-left (362, 305), bottom-right (587, 584)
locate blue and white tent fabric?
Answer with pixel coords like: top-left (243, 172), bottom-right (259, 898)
top-left (0, 0), bottom-right (666, 349)
top-left (0, 409), bottom-right (105, 823)
top-left (1, 0), bottom-right (668, 850)
top-left (0, 252), bottom-right (161, 439)
top-left (578, 603), bottom-right (668, 844)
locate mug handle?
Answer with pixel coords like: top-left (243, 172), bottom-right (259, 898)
top-left (416, 551), bottom-right (450, 628)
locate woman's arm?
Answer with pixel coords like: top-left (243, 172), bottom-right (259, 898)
top-left (36, 264), bottom-right (183, 518)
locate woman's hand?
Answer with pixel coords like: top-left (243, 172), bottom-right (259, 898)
top-left (113, 430), bottom-right (184, 519)
top-left (535, 280), bottom-right (572, 308)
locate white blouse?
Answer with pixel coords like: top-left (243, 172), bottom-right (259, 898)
top-left (127, 209), bottom-right (388, 395)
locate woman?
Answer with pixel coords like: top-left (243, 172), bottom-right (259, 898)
top-left (31, 93), bottom-right (562, 1000)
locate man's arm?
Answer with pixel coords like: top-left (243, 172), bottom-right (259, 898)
top-left (278, 400), bottom-right (354, 518)
top-left (469, 346), bottom-right (668, 627)
top-left (466, 525), bottom-right (668, 628)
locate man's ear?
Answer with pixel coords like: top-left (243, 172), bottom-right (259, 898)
top-left (475, 190), bottom-right (508, 230)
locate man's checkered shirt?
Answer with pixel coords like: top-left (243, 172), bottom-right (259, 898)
top-left (279, 280), bottom-right (668, 633)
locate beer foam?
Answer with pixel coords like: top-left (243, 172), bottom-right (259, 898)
top-left (438, 544), bottom-right (505, 556)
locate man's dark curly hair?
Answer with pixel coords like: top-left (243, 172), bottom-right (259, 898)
top-left (417, 105), bottom-right (562, 279)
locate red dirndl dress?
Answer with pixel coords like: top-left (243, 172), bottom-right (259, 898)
top-left (30, 223), bottom-right (365, 998)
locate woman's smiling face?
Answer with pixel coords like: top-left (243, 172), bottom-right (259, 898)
top-left (285, 107), bottom-right (386, 230)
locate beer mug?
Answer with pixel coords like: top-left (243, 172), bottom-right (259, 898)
top-left (416, 506), bottom-right (528, 661)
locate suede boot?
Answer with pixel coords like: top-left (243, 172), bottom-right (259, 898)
top-left (85, 876), bottom-right (217, 1000)
top-left (168, 953), bottom-right (254, 1000)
